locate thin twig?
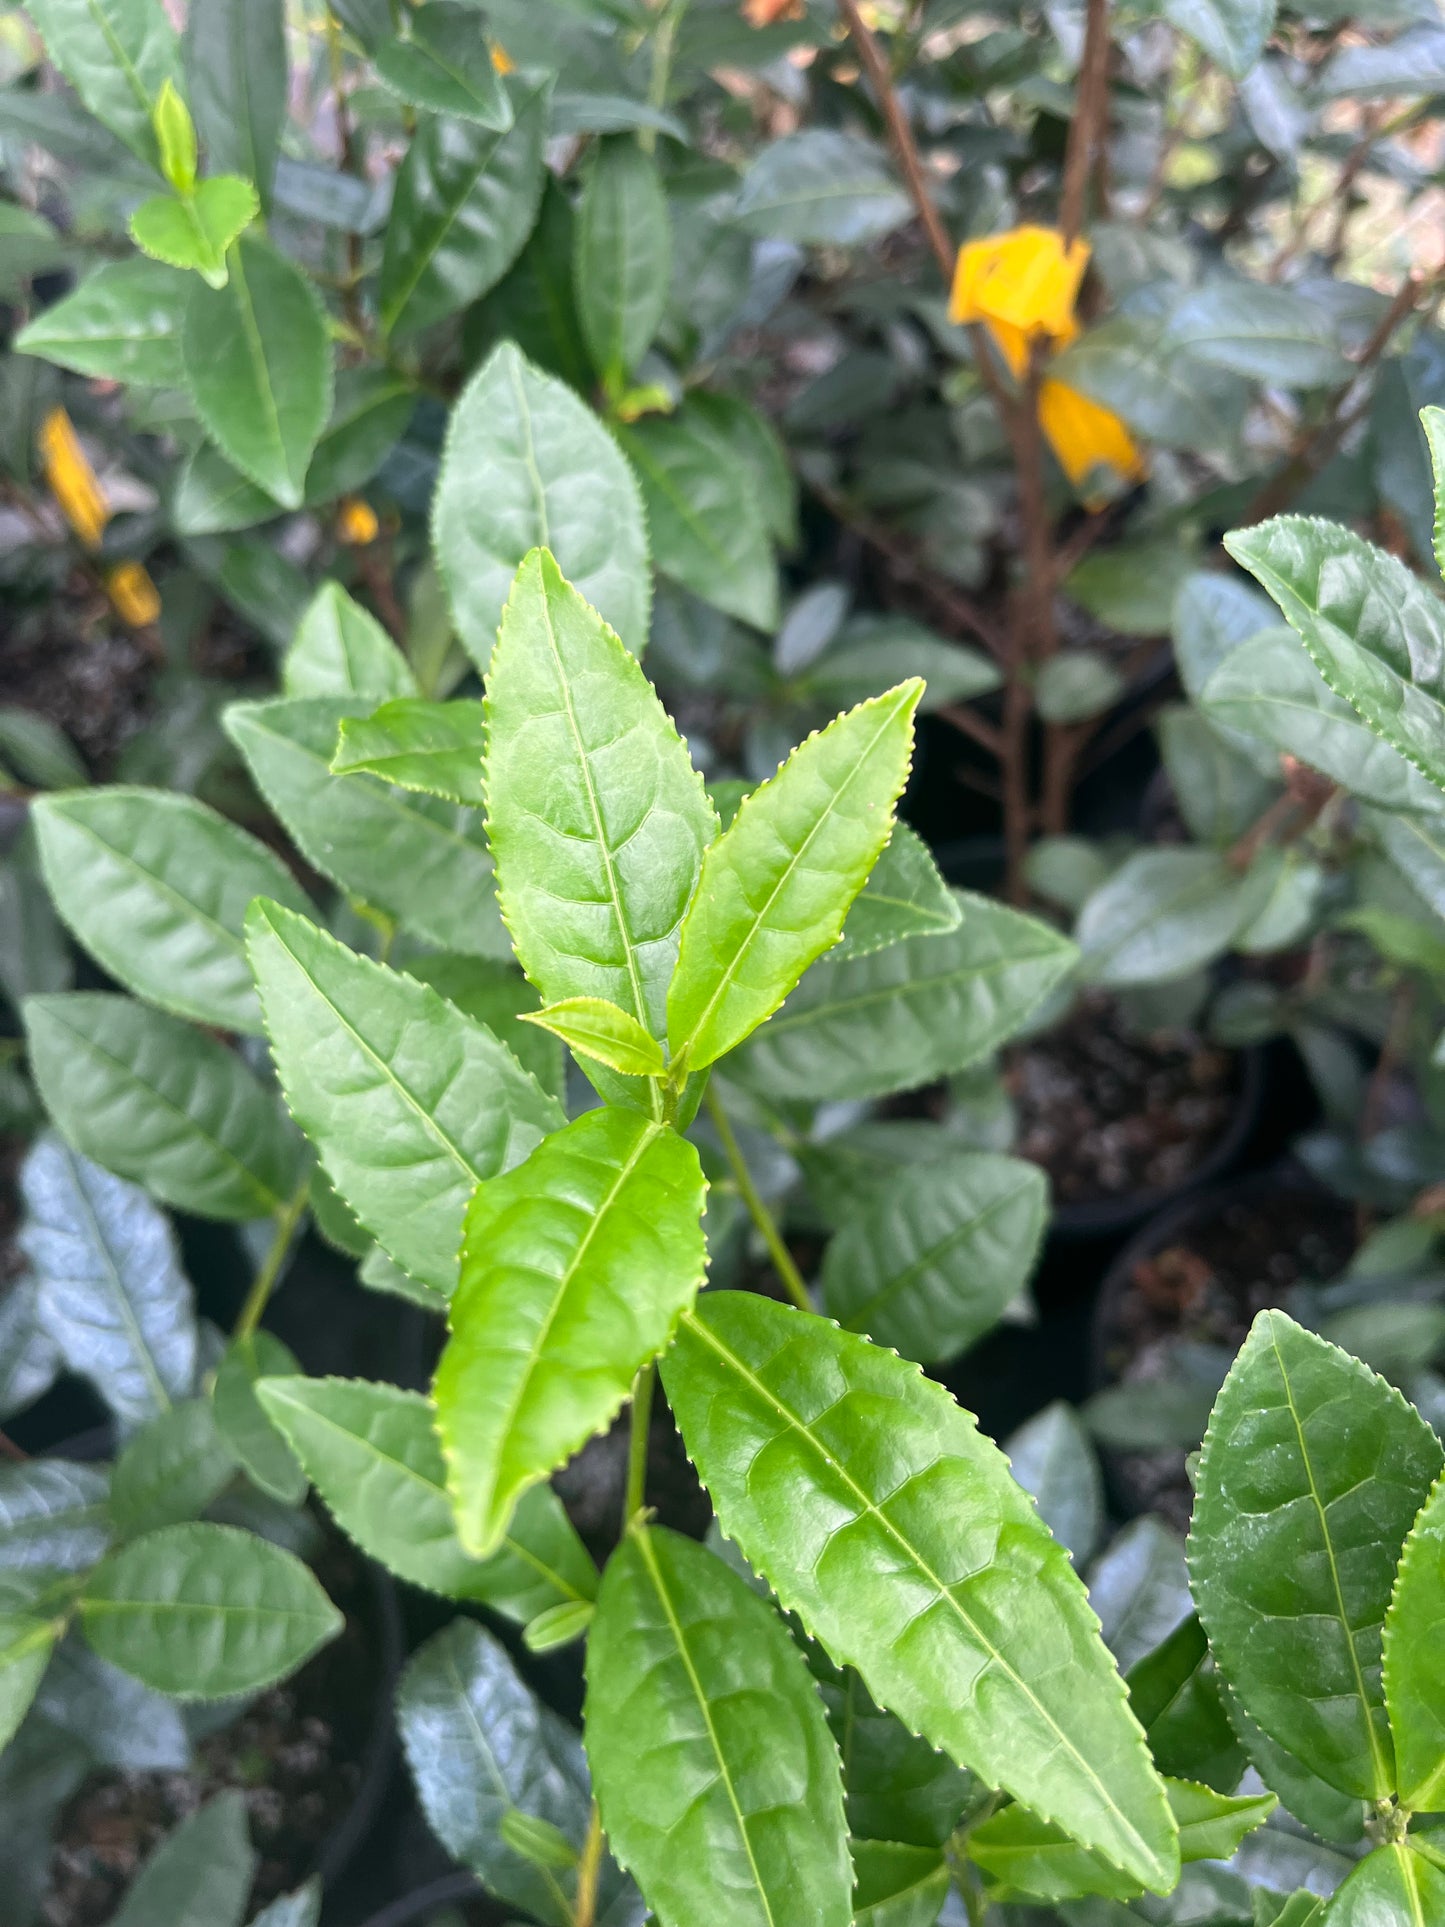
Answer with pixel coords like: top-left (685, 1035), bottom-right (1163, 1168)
top-left (233, 1176), bottom-right (310, 1341)
top-left (705, 1084), bottom-right (811, 1313)
top-left (937, 702), bottom-right (1003, 758)
top-left (834, 0), bottom-right (953, 282)
top-left (1059, 0), bottom-right (1112, 247)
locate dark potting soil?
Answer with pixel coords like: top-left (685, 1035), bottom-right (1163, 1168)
top-left (1006, 993), bottom-right (1238, 1208)
top-left (1097, 1182), bottom-right (1357, 1528)
top-left (41, 1546), bottom-right (377, 1926)
top-left (0, 603), bottom-right (156, 777)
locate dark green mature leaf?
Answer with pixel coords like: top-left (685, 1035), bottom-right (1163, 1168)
top-left (305, 366), bottom-right (416, 502)
top-left (668, 683), bottom-right (920, 1074)
top-left (438, 1106), bottom-right (707, 1557)
top-left (225, 697), bottom-right (509, 957)
top-left (1383, 1469), bottom-right (1445, 1811)
top-left (20, 1135), bottom-right (196, 1430)
top-left (16, 258), bottom-right (191, 384)
top-left (469, 176), bottom-right (592, 389)
top-left (283, 582), bottom-right (418, 701)
top-left (575, 137), bottom-right (671, 386)
top-left (735, 895), bottom-right (1078, 1102)
top-left (1225, 515), bottom-right (1445, 800)
top-left (586, 1524), bottom-right (852, 1927)
top-left (484, 549), bottom-right (715, 1106)
top-left (822, 1153), bottom-right (1044, 1365)
top-left (182, 236), bottom-right (330, 508)
top-left (1168, 281), bottom-right (1345, 386)
top-left (374, 1), bottom-right (512, 128)
top-left (246, 901), bottom-right (562, 1295)
top-left (852, 1840), bottom-right (949, 1927)
top-left (1125, 1615), bottom-right (1245, 1794)
top-left (172, 440), bottom-right (277, 535)
top-left (615, 407), bottom-right (779, 630)
top-left (1203, 625), bottom-right (1441, 815)
top-left (837, 827), bottom-right (962, 960)
top-left (1052, 311), bottom-right (1249, 452)
top-left (1161, 0), bottom-right (1275, 77)
top-left (0, 1610), bottom-right (59, 1752)
top-left (0, 1460), bottom-right (110, 1572)
top-left (1005, 1403), bottom-right (1104, 1570)
top-left (24, 993), bottom-right (303, 1221)
top-left (0, 710), bottom-right (86, 791)
top-left (31, 787), bottom-right (311, 1035)
top-left (185, 0), bottom-right (286, 208)
top-left (663, 1295), bottom-right (1179, 1892)
top-left (1319, 1844), bottom-right (1445, 1925)
top-left (21, 0), bottom-right (180, 167)
top-left (400, 952), bottom-right (564, 1101)
top-left (434, 344), bottom-right (651, 664)
top-left (110, 1399), bottom-right (237, 1538)
top-left (735, 131), bottom-right (911, 245)
top-left (256, 1376), bottom-right (598, 1615)
top-left (1189, 1311), bottom-right (1444, 1800)
top-left (688, 391), bottom-right (798, 553)
top-left (80, 1522), bottom-right (341, 1698)
top-left (0, 832), bottom-right (71, 1014)
top-left (397, 1617), bottom-right (607, 1927)
top-left (380, 74), bottom-right (549, 339)
top-left (807, 1649), bottom-right (972, 1849)
top-left (110, 1792), bottom-right (256, 1927)
top-left (1076, 849), bottom-right (1252, 987)
top-left (803, 621), bottom-right (999, 713)
top-left (333, 699), bottom-right (486, 802)
top-left (213, 1331), bottom-right (307, 1505)
top-left (1157, 706), bottom-right (1277, 847)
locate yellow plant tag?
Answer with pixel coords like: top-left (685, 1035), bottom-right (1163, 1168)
top-left (336, 496), bottom-right (380, 545)
top-left (105, 561), bottom-right (162, 628)
top-left (38, 407), bottom-right (109, 551)
top-left (949, 225), bottom-right (1089, 357)
top-left (1038, 377), bottom-right (1146, 499)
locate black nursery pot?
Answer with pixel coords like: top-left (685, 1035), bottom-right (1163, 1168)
top-left (1087, 1165), bottom-right (1357, 1525)
top-left (353, 1872), bottom-right (500, 1927)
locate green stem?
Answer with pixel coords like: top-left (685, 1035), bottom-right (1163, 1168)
top-left (624, 1361), bottom-right (655, 1525)
top-left (234, 1176), bottom-right (310, 1342)
top-left (704, 1084), bottom-right (811, 1314)
top-left (640, 0), bottom-right (684, 153)
top-left (573, 1802), bottom-right (604, 1927)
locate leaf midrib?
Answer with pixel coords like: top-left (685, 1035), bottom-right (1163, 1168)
top-left (838, 1177), bottom-right (1034, 1330)
top-left (680, 1308), bottom-right (1166, 1882)
top-left (757, 944), bottom-right (1064, 1038)
top-left (52, 1146), bottom-right (173, 1415)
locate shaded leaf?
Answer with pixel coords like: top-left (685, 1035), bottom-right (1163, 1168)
top-left (21, 0), bottom-right (180, 167)
top-left (283, 582), bottom-right (417, 702)
top-left (374, 1), bottom-right (512, 127)
top-left (213, 1331), bottom-right (308, 1506)
top-left (110, 1399), bottom-right (238, 1538)
top-left (575, 137), bottom-right (671, 386)
top-left (735, 131), bottom-right (911, 245)
top-left (16, 258), bottom-right (191, 385)
top-left (836, 825), bottom-right (962, 960)
top-left (333, 698), bottom-right (486, 803)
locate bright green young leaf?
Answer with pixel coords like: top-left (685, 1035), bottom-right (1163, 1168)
top-left (24, 992), bottom-right (303, 1221)
top-left (20, 1134), bottom-right (197, 1431)
top-left (836, 826), bottom-right (962, 960)
top-left (21, 0), bottom-right (180, 168)
top-left (31, 786), bottom-right (310, 1034)
top-left (397, 1617), bottom-right (615, 1927)
top-left (153, 75), bottom-right (195, 192)
top-left (851, 1840), bottom-right (950, 1927)
top-left (255, 1375), bottom-right (598, 1615)
top-left (212, 1331), bottom-right (307, 1506)
top-left (1319, 1843), bottom-right (1445, 1925)
top-left (379, 73), bottom-right (548, 339)
top-left (822, 1152), bottom-right (1045, 1365)
top-left (735, 893), bottom-right (1078, 1101)
top-left (434, 344), bottom-right (652, 665)
top-left (182, 234), bottom-right (332, 508)
top-left (246, 901), bottom-right (562, 1295)
top-left (79, 1522), bottom-right (341, 1697)
top-left (1188, 1311), bottom-right (1444, 1800)
top-left (523, 1599), bottom-right (595, 1652)
top-left (574, 137), bottom-right (671, 387)
top-left (585, 1524), bottom-right (852, 1927)
top-left (284, 581), bottom-right (418, 702)
top-left (668, 682), bottom-right (920, 1075)
top-left (110, 1791), bottom-right (255, 1927)
top-left (0, 1459), bottom-right (111, 1574)
top-left (1167, 1777), bottom-right (1278, 1860)
top-left (1125, 1614), bottom-right (1245, 1794)
top-left (484, 549), bottom-right (715, 1106)
top-left (374, 0), bottom-right (512, 128)
top-left (438, 1106), bottom-right (707, 1557)
top-left (519, 998), bottom-right (667, 1077)
top-left (662, 1294), bottom-right (1179, 1893)
top-left (1383, 1469), bottom-right (1445, 1812)
top-left (224, 697), bottom-right (509, 958)
top-left (1076, 849), bottom-right (1253, 987)
top-left (109, 1399), bottom-right (237, 1538)
top-left (332, 699), bottom-right (485, 803)
top-left (615, 407), bottom-right (779, 631)
top-left (129, 176), bottom-right (258, 288)
top-left (0, 1614), bottom-right (60, 1754)
top-left (15, 257), bottom-right (191, 385)
top-left (1225, 512), bottom-right (1445, 800)
top-left (184, 0), bottom-right (287, 210)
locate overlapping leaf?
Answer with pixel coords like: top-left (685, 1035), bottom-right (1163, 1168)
top-left (283, 581), bottom-right (417, 702)
top-left (1383, 1469), bottom-right (1445, 1812)
top-left (333, 698), bottom-right (486, 803)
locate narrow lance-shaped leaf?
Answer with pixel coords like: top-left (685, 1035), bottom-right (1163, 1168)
top-left (585, 1524), bottom-right (852, 1927)
top-left (184, 0), bottom-right (287, 209)
top-left (1188, 1311), bottom-right (1444, 1801)
top-left (332, 699), bottom-right (486, 804)
top-left (519, 999), bottom-right (667, 1077)
top-left (20, 1135), bottom-right (197, 1432)
top-left (668, 682), bottom-right (921, 1076)
top-left (574, 137), bottom-right (671, 387)
top-left (1382, 1468), bottom-right (1445, 1812)
top-left (256, 1375), bottom-right (598, 1616)
top-left (30, 787), bottom-right (311, 1035)
top-left (437, 1106), bottom-right (707, 1557)
top-left (79, 1522), bottom-right (341, 1699)
top-left (24, 992), bottom-right (304, 1222)
top-left (661, 1293), bottom-right (1179, 1893)
top-left (484, 550), bottom-right (716, 1109)
top-left (246, 902), bottom-right (562, 1296)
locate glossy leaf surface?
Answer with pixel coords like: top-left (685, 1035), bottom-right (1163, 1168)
top-left (333, 698), bottom-right (486, 802)
top-left (521, 998), bottom-right (667, 1077)
top-left (283, 582), bottom-right (417, 702)
top-left (15, 258), bottom-right (190, 384)
top-left (1319, 1844), bottom-right (1445, 1925)
top-left (374, 1), bottom-right (512, 127)
top-left (1383, 1469), bottom-right (1445, 1811)
top-left (0, 1459), bottom-right (111, 1573)
top-left (837, 826), bottom-right (962, 960)
top-left (185, 0), bottom-right (286, 207)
